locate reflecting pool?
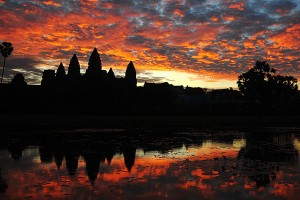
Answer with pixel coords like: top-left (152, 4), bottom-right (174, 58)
top-left (0, 129), bottom-right (299, 199)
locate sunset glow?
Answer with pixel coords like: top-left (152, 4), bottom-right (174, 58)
top-left (0, 0), bottom-right (299, 87)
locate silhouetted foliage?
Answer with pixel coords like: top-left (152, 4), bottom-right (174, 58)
top-left (0, 42), bottom-right (13, 83)
top-left (11, 73), bottom-right (27, 87)
top-left (0, 42), bottom-right (13, 58)
top-left (237, 61), bottom-right (298, 106)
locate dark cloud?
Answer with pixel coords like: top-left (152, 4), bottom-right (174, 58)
top-left (264, 0), bottom-right (297, 15)
top-left (0, 56), bottom-right (43, 84)
top-left (125, 35), bottom-right (154, 45)
top-left (137, 71), bottom-right (174, 84)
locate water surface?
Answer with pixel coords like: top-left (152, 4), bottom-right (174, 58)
top-left (0, 129), bottom-right (299, 199)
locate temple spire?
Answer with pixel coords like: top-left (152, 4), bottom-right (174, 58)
top-left (108, 68), bottom-right (115, 80)
top-left (88, 48), bottom-right (102, 72)
top-left (56, 62), bottom-right (66, 80)
top-left (68, 54), bottom-right (81, 79)
top-left (125, 61), bottom-right (137, 88)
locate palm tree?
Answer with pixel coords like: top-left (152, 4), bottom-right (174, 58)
top-left (0, 42), bottom-right (13, 83)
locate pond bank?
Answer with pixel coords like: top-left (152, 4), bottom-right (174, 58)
top-left (1, 114), bottom-right (300, 131)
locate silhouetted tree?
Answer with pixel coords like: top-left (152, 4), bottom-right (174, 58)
top-left (56, 62), bottom-right (66, 80)
top-left (237, 61), bottom-right (298, 106)
top-left (67, 54), bottom-right (81, 79)
top-left (11, 73), bottom-right (27, 87)
top-left (271, 75), bottom-right (298, 99)
top-left (125, 61), bottom-right (137, 88)
top-left (0, 42), bottom-right (13, 83)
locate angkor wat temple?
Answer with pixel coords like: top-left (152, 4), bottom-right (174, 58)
top-left (41, 48), bottom-right (137, 90)
top-left (1, 47), bottom-right (300, 115)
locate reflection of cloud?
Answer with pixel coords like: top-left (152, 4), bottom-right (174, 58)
top-left (0, 0), bottom-right (299, 86)
top-left (2, 131), bottom-right (300, 199)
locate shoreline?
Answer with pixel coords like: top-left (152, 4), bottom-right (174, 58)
top-left (1, 114), bottom-right (300, 131)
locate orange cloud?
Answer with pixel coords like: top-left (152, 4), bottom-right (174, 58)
top-left (229, 2), bottom-right (244, 10)
top-left (43, 1), bottom-right (61, 7)
top-left (173, 9), bottom-right (184, 17)
top-left (270, 24), bottom-right (300, 49)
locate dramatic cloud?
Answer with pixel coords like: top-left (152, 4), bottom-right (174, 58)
top-left (0, 0), bottom-right (299, 87)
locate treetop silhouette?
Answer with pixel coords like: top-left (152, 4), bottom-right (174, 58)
top-left (11, 73), bottom-right (27, 87)
top-left (0, 42), bottom-right (13, 83)
top-left (237, 60), bottom-right (298, 105)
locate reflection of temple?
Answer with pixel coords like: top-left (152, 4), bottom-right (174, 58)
top-left (82, 145), bottom-right (106, 183)
top-left (39, 147), bottom-right (53, 163)
top-left (53, 151), bottom-right (63, 170)
top-left (65, 153), bottom-right (79, 176)
top-left (0, 130), bottom-right (208, 183)
top-left (122, 145), bottom-right (136, 172)
top-left (5, 130), bottom-right (299, 186)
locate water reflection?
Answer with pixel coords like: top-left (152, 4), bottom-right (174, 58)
top-left (0, 129), bottom-right (299, 199)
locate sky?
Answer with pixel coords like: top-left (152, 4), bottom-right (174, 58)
top-left (0, 0), bottom-right (299, 88)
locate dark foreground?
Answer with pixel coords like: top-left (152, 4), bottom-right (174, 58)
top-left (0, 127), bottom-right (300, 200)
top-left (1, 115), bottom-right (300, 131)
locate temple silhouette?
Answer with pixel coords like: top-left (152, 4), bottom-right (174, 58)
top-left (41, 48), bottom-right (137, 90)
top-left (0, 47), bottom-right (300, 116)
